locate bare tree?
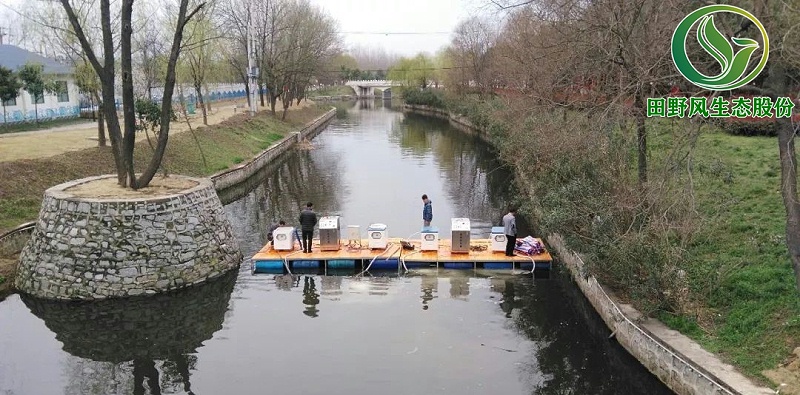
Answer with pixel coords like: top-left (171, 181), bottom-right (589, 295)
top-left (59, 0), bottom-right (205, 188)
top-left (450, 16), bottom-right (497, 92)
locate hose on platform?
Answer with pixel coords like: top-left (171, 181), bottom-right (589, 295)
top-left (356, 242), bottom-right (394, 277)
top-left (400, 250), bottom-right (421, 273)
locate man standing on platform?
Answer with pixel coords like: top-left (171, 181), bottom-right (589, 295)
top-left (299, 202), bottom-right (318, 253)
top-left (503, 206), bottom-right (517, 257)
top-left (422, 194), bottom-right (433, 227)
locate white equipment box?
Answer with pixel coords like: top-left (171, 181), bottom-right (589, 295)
top-left (347, 225), bottom-right (361, 247)
top-left (451, 218), bottom-right (471, 253)
top-left (319, 216), bottom-right (341, 251)
top-left (273, 226), bottom-right (296, 251)
top-left (491, 226), bottom-right (506, 252)
top-left (367, 223), bottom-right (388, 250)
top-left (421, 226), bottom-right (439, 251)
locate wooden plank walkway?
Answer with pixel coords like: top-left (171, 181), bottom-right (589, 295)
top-left (251, 238), bottom-right (552, 265)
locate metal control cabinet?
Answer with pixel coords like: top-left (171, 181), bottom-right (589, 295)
top-left (491, 226), bottom-right (506, 252)
top-left (319, 216), bottom-right (341, 251)
top-left (450, 218), bottom-right (471, 253)
top-left (421, 226), bottom-right (439, 251)
top-left (273, 226), bottom-right (296, 251)
top-left (367, 223), bottom-right (388, 250)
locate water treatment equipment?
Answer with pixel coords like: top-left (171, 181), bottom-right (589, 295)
top-left (273, 226), bottom-right (296, 251)
top-left (491, 226), bottom-right (506, 252)
top-left (319, 216), bottom-right (341, 251)
top-left (367, 223), bottom-right (388, 250)
top-left (451, 218), bottom-right (471, 253)
top-left (421, 226), bottom-right (439, 251)
top-left (347, 225), bottom-right (361, 248)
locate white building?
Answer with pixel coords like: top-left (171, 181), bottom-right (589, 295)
top-left (0, 44), bottom-right (81, 124)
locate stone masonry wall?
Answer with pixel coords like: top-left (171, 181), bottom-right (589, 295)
top-left (15, 175), bottom-right (242, 300)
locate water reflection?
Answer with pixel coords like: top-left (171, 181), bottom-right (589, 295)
top-left (449, 275), bottom-right (470, 300)
top-left (302, 276), bottom-right (321, 318)
top-left (390, 113), bottom-right (522, 236)
top-left (21, 271), bottom-right (236, 395)
top-left (420, 275), bottom-right (438, 310)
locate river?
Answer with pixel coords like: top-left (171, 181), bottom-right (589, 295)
top-left (0, 100), bottom-right (673, 394)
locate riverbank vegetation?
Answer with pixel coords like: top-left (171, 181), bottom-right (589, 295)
top-left (307, 85), bottom-right (356, 98)
top-left (393, 0), bottom-right (800, 385)
top-left (0, 106), bottom-right (327, 234)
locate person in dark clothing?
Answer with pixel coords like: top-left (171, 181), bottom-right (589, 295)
top-left (298, 202), bottom-right (318, 253)
top-left (267, 220), bottom-right (286, 245)
top-left (503, 206), bottom-right (518, 257)
top-left (422, 194), bottom-right (432, 227)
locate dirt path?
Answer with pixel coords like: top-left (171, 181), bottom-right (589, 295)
top-left (0, 99), bottom-right (314, 163)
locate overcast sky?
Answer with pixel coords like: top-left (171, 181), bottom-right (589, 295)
top-left (0, 0), bottom-right (490, 56)
top-left (307, 0), bottom-right (485, 56)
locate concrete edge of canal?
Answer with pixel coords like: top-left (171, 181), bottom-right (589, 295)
top-left (402, 103), bottom-right (775, 395)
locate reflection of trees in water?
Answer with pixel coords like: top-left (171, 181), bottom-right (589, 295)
top-left (22, 271), bottom-right (237, 395)
top-left (390, 114), bottom-right (518, 232)
top-left (493, 274), bottom-right (672, 395)
top-left (227, 147), bottom-right (345, 245)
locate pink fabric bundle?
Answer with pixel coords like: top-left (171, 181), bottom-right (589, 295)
top-left (514, 236), bottom-right (545, 255)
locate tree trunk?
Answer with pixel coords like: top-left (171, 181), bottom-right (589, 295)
top-left (136, 0), bottom-right (200, 188)
top-left (204, 83), bottom-right (211, 112)
top-left (259, 81), bottom-right (265, 107)
top-left (2, 104), bottom-right (6, 125)
top-left (777, 119), bottom-right (800, 291)
top-left (195, 83), bottom-right (207, 125)
top-left (765, 60), bottom-right (800, 291)
top-left (633, 86), bottom-right (647, 184)
top-left (97, 106), bottom-right (106, 147)
top-left (34, 100), bottom-right (39, 126)
top-left (244, 80), bottom-right (251, 110)
top-left (59, 0), bottom-right (126, 185)
top-left (120, 0), bottom-right (138, 189)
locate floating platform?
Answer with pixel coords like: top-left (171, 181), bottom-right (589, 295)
top-left (251, 238), bottom-right (553, 274)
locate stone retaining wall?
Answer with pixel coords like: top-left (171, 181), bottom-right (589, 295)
top-left (15, 176), bottom-right (242, 300)
top-left (403, 103), bottom-right (773, 395)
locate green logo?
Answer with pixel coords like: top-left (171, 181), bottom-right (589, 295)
top-left (671, 5), bottom-right (769, 91)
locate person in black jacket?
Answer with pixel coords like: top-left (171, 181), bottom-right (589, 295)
top-left (298, 202), bottom-right (318, 253)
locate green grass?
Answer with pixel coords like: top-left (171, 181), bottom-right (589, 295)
top-left (0, 106), bottom-right (330, 233)
top-left (0, 117), bottom-right (93, 134)
top-left (651, 120), bottom-right (800, 380)
top-left (308, 85), bottom-right (355, 97)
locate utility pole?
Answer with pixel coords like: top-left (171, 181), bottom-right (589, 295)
top-left (246, 1), bottom-right (258, 116)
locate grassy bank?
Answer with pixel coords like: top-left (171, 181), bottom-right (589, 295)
top-left (0, 106), bottom-right (328, 233)
top-left (406, 90), bottom-right (798, 384)
top-left (654, 128), bottom-right (800, 378)
top-left (0, 117), bottom-right (93, 135)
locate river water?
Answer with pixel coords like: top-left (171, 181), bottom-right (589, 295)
top-left (0, 101), bottom-right (673, 394)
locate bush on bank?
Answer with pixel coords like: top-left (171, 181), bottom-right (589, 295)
top-left (409, 91), bottom-right (799, 381)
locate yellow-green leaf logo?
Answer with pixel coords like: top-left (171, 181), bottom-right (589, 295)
top-left (671, 5), bottom-right (769, 91)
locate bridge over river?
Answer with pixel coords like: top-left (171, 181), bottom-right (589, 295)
top-left (345, 79), bottom-right (402, 98)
